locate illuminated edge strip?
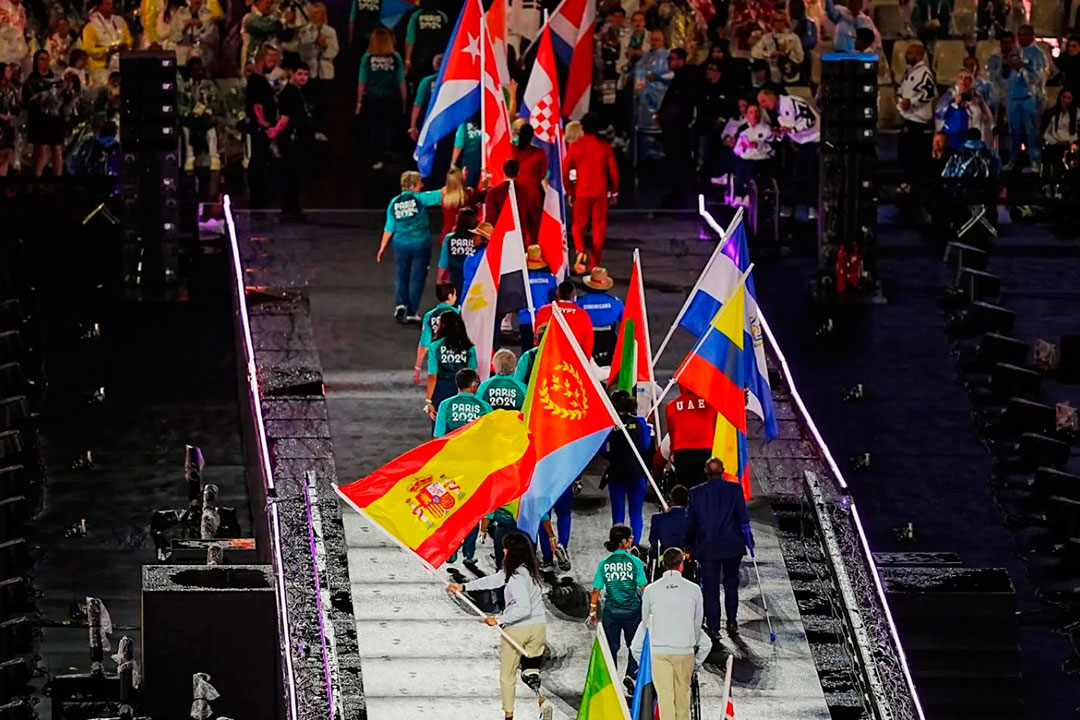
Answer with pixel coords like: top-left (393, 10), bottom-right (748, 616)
top-left (697, 194), bottom-right (927, 720)
top-left (224, 196), bottom-right (301, 720)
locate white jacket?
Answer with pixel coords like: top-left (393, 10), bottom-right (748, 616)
top-left (465, 566), bottom-right (546, 628)
top-left (297, 22), bottom-right (338, 80)
top-left (1044, 110), bottom-right (1079, 146)
top-left (735, 122), bottom-right (775, 160)
top-left (751, 31), bottom-right (804, 83)
top-left (629, 571), bottom-right (707, 658)
top-left (776, 94), bottom-right (820, 144)
top-left (897, 60), bottom-right (935, 124)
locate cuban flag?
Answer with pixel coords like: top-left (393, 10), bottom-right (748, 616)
top-left (547, 0), bottom-right (594, 120)
top-left (414, 0), bottom-right (484, 177)
top-left (679, 220), bottom-right (778, 442)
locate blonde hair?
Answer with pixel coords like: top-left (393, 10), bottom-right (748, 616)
top-left (564, 121), bottom-right (583, 145)
top-left (442, 167), bottom-right (467, 209)
top-left (367, 27), bottom-right (395, 56)
top-left (400, 171), bottom-right (422, 190)
top-left (492, 348), bottom-right (517, 376)
top-left (511, 117), bottom-right (527, 139)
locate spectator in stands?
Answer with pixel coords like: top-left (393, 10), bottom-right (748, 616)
top-left (657, 0), bottom-right (702, 54)
top-left (404, 0), bottom-right (448, 87)
top-left (0, 0), bottom-right (28, 69)
top-left (912, 0), bottom-right (952, 48)
top-left (0, 62), bottom-right (17, 177)
top-left (963, 56), bottom-right (997, 113)
top-left (518, 246), bottom-right (557, 350)
top-left (273, 59), bottom-right (312, 222)
top-left (66, 49), bottom-right (89, 90)
top-left (82, 0), bottom-right (132, 86)
top-left (823, 0), bottom-right (859, 53)
top-left (380, 170), bottom-right (444, 324)
top-left (929, 129), bottom-right (953, 176)
top-left (624, 10), bottom-right (648, 68)
top-left (718, 97), bottom-right (751, 187)
top-left (564, 112), bottom-right (619, 273)
top-left (158, 0), bottom-right (217, 67)
top-left (512, 123), bottom-right (546, 244)
top-left (179, 57), bottom-right (220, 174)
top-left (1042, 89), bottom-right (1078, 170)
top-left (1053, 37), bottom-right (1080, 99)
top-left (976, 0), bottom-right (1008, 40)
top-left (732, 100), bottom-right (776, 206)
top-left (1002, 25), bottom-right (1047, 172)
top-left (297, 2), bottom-right (338, 141)
top-left (658, 47), bottom-right (695, 207)
top-left (24, 50), bottom-right (73, 176)
top-left (245, 45), bottom-right (278, 207)
top-left (758, 87), bottom-right (820, 219)
top-left (356, 27), bottom-right (406, 171)
top-left (242, 0), bottom-right (293, 66)
top-left (695, 59), bottom-right (737, 187)
top-left (935, 69), bottom-right (995, 151)
top-left (46, 18), bottom-right (77, 71)
top-left (635, 29), bottom-right (669, 130)
top-left (752, 10), bottom-right (804, 84)
top-left (897, 42), bottom-right (936, 191)
top-left (749, 59), bottom-right (771, 91)
top-left (789, 0), bottom-right (818, 62)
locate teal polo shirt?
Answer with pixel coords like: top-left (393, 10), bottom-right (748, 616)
top-left (384, 189), bottom-right (442, 252)
top-left (477, 374), bottom-right (528, 411)
top-left (593, 549), bottom-right (648, 618)
top-left (433, 391), bottom-right (491, 437)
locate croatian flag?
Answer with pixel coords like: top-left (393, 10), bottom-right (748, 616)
top-left (547, 0), bottom-right (594, 119)
top-left (414, 0), bottom-right (483, 177)
top-left (481, 21), bottom-right (513, 186)
top-left (521, 26), bottom-right (564, 194)
top-left (679, 221), bottom-right (778, 441)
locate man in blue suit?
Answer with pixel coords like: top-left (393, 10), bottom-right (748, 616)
top-left (685, 457), bottom-right (753, 636)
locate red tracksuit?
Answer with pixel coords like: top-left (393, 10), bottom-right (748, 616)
top-left (563, 134), bottom-right (619, 268)
top-left (535, 300), bottom-right (595, 359)
top-left (513, 144), bottom-right (547, 246)
top-left (665, 388), bottom-right (718, 489)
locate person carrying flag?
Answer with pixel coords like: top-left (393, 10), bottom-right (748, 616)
top-left (564, 112), bottom-right (619, 274)
top-left (602, 390), bottom-right (653, 544)
top-left (576, 267), bottom-right (624, 366)
top-left (663, 385), bottom-right (718, 490)
top-left (512, 123), bottom-right (547, 245)
top-left (477, 349), bottom-right (528, 410)
top-left (519, 245), bottom-right (557, 350)
top-left (686, 457), bottom-right (753, 638)
top-left (534, 280), bottom-right (594, 359)
top-left (589, 524), bottom-right (648, 694)
top-left (413, 282), bottom-right (459, 385)
top-left (514, 322), bottom-right (545, 385)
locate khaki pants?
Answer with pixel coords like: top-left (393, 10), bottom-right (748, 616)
top-left (652, 653), bottom-right (695, 720)
top-left (499, 623), bottom-right (546, 714)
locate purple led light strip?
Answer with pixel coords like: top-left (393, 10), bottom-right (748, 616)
top-left (698, 195), bottom-right (926, 720)
top-left (301, 473), bottom-right (336, 714)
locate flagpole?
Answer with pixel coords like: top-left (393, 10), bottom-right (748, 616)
top-left (508, 180), bottom-right (536, 325)
top-left (595, 621), bottom-right (634, 720)
top-left (333, 484), bottom-right (530, 656)
top-left (634, 248), bottom-right (663, 449)
top-left (481, 16), bottom-right (487, 182)
top-left (550, 310), bottom-right (669, 513)
top-left (645, 264), bottom-right (754, 419)
top-left (650, 206), bottom-right (744, 372)
top-left (718, 654), bottom-right (734, 719)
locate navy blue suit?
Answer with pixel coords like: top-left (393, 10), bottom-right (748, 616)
top-left (648, 506), bottom-right (690, 550)
top-left (686, 477), bottom-right (750, 630)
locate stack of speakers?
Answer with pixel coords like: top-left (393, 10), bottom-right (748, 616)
top-left (819, 53), bottom-right (878, 283)
top-left (0, 240), bottom-right (43, 720)
top-left (119, 50), bottom-right (180, 298)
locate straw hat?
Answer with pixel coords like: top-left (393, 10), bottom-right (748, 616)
top-left (583, 267), bottom-right (613, 291)
top-left (526, 245), bottom-right (548, 270)
top-left (471, 222), bottom-right (494, 240)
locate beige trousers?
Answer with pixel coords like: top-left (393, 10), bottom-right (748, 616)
top-left (652, 653), bottom-right (695, 720)
top-left (499, 623), bottom-right (546, 714)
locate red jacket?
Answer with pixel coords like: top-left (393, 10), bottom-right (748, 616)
top-left (535, 300), bottom-right (594, 358)
top-left (665, 389), bottom-right (718, 452)
top-left (513, 144), bottom-right (547, 192)
top-left (564, 134), bottom-right (619, 199)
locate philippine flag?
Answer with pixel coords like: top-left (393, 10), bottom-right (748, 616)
top-left (414, 0), bottom-right (483, 177)
top-left (547, 0), bottom-right (594, 120)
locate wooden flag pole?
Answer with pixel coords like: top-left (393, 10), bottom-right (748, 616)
top-left (550, 310), bottom-right (669, 513)
top-left (333, 484), bottom-right (530, 656)
top-left (645, 264), bottom-right (754, 420)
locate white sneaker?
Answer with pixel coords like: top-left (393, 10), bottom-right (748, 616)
top-left (807, 206), bottom-right (818, 220)
top-left (372, 161), bottom-right (385, 170)
top-left (314, 132), bottom-right (328, 142)
top-left (780, 205), bottom-right (794, 218)
top-left (405, 314), bottom-right (423, 325)
top-left (394, 305), bottom-right (406, 323)
top-left (500, 315), bottom-right (513, 332)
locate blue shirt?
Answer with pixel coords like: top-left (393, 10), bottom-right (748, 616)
top-left (649, 506), bottom-right (690, 550)
top-left (603, 414), bottom-right (653, 480)
top-left (1003, 43), bottom-right (1047, 102)
top-left (824, 0), bottom-right (855, 52)
top-left (518, 269), bottom-right (558, 325)
top-left (385, 190), bottom-right (442, 251)
top-left (576, 291), bottom-right (625, 331)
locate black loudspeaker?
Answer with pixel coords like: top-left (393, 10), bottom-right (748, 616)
top-left (957, 267), bottom-right (1001, 302)
top-left (142, 565), bottom-right (280, 720)
top-left (819, 53), bottom-right (878, 279)
top-left (944, 241), bottom-right (989, 271)
top-left (1047, 496), bottom-right (1080, 541)
top-left (0, 466), bottom-right (25, 501)
top-left (1020, 433), bottom-right (1069, 470)
top-left (0, 497), bottom-right (25, 543)
top-left (119, 50), bottom-right (181, 298)
top-left (969, 302), bottom-right (1015, 335)
top-left (1059, 335), bottom-right (1080, 384)
top-left (0, 538), bottom-right (28, 582)
top-left (979, 333), bottom-right (1029, 367)
top-left (992, 363), bottom-right (1040, 400)
top-left (1034, 467), bottom-right (1080, 501)
top-left (1003, 398), bottom-right (1056, 436)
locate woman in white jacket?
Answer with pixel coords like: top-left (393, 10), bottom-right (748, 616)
top-left (448, 531), bottom-right (546, 720)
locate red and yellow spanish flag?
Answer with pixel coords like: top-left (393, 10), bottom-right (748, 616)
top-left (336, 410), bottom-right (535, 568)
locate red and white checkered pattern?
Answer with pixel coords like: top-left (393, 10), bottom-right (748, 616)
top-left (531, 95), bottom-right (558, 143)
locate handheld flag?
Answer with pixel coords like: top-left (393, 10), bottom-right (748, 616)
top-left (546, 0), bottom-right (594, 119)
top-left (609, 249), bottom-right (655, 390)
top-left (537, 178), bottom-right (568, 278)
top-left (379, 0), bottom-right (417, 28)
top-left (718, 654), bottom-right (735, 720)
top-left (521, 26), bottom-right (565, 196)
top-left (516, 309), bottom-right (616, 539)
top-left (335, 410), bottom-right (535, 568)
top-left (484, 0), bottom-right (511, 101)
top-left (577, 624), bottom-right (632, 720)
top-left (414, 0), bottom-right (483, 177)
top-left (630, 627), bottom-right (655, 720)
top-left (481, 21), bottom-right (513, 186)
top-left (461, 183), bottom-right (531, 380)
top-left (677, 221), bottom-right (778, 441)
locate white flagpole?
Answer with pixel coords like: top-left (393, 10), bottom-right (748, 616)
top-left (507, 181), bottom-right (536, 326)
top-left (550, 310), bottom-right (669, 512)
top-left (718, 654), bottom-right (734, 718)
top-left (480, 18), bottom-right (487, 181)
top-left (333, 484), bottom-right (530, 656)
top-left (634, 248), bottom-right (664, 449)
top-left (650, 206), bottom-right (744, 371)
top-left (595, 622), bottom-right (634, 720)
top-left (645, 264), bottom-right (754, 419)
